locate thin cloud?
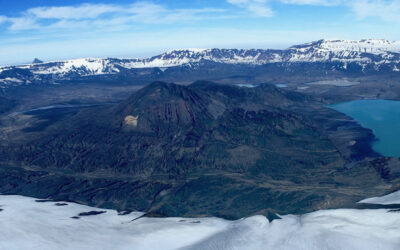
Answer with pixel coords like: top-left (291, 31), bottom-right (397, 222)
top-left (0, 16), bottom-right (7, 24)
top-left (27, 3), bottom-right (122, 19)
top-left (5, 0), bottom-right (400, 33)
top-left (124, 2), bottom-right (226, 24)
top-left (283, 0), bottom-right (400, 23)
top-left (279, 0), bottom-right (340, 5)
top-left (8, 17), bottom-right (39, 31)
top-left (227, 0), bottom-right (274, 17)
top-left (226, 0), bottom-right (339, 17)
top-left (350, 0), bottom-right (400, 23)
top-left (2, 1), bottom-right (227, 31)
top-left (226, 0), bottom-right (400, 23)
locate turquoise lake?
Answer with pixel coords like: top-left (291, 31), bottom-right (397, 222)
top-left (329, 99), bottom-right (400, 158)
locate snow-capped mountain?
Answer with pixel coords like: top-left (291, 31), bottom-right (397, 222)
top-left (1, 39), bottom-right (400, 88)
top-left (286, 39), bottom-right (400, 63)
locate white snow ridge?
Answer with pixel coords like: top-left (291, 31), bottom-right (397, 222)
top-left (0, 194), bottom-right (400, 250)
top-left (360, 190), bottom-right (400, 205)
top-left (1, 39), bottom-right (400, 82)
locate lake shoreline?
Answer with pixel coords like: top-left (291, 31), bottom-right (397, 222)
top-left (329, 99), bottom-right (400, 158)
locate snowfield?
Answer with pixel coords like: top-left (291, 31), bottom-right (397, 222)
top-left (360, 190), bottom-right (400, 205)
top-left (0, 194), bottom-right (400, 250)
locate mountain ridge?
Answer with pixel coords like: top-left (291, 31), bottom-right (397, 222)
top-left (1, 39), bottom-right (400, 88)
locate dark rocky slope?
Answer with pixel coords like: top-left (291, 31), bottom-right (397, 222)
top-left (0, 81), bottom-right (398, 219)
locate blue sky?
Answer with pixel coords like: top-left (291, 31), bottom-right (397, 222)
top-left (0, 0), bottom-right (399, 65)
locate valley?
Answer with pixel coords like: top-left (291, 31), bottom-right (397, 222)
top-left (0, 40), bottom-right (400, 220)
top-left (0, 79), bottom-right (399, 219)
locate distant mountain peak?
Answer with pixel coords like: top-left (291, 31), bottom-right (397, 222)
top-left (167, 48), bottom-right (210, 53)
top-left (32, 58), bottom-right (43, 64)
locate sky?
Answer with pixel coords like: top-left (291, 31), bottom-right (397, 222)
top-left (0, 0), bottom-right (399, 65)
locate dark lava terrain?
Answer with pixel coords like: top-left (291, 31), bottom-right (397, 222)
top-left (0, 81), bottom-right (399, 219)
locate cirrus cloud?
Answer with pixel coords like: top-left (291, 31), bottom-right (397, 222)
top-left (0, 16), bottom-right (7, 24)
top-left (350, 0), bottom-right (400, 22)
top-left (1, 1), bottom-right (227, 31)
top-left (27, 4), bottom-right (122, 20)
top-left (279, 0), bottom-right (341, 5)
top-left (227, 0), bottom-right (274, 17)
top-left (226, 0), bottom-right (400, 23)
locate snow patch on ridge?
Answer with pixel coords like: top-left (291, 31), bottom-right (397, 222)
top-left (31, 58), bottom-right (119, 76)
top-left (359, 190), bottom-right (400, 205)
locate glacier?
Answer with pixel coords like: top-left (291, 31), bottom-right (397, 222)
top-left (0, 193), bottom-right (399, 250)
